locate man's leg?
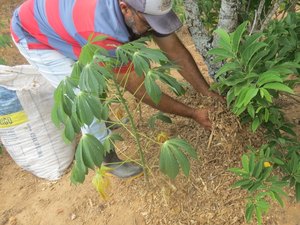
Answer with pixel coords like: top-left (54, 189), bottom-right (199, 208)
top-left (13, 39), bottom-right (143, 178)
top-left (14, 39), bottom-right (109, 142)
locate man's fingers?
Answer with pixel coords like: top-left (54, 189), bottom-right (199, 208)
top-left (194, 108), bottom-right (212, 130)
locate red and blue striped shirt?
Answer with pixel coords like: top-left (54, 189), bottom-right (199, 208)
top-left (11, 0), bottom-right (132, 60)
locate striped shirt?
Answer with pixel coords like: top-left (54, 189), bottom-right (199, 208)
top-left (11, 0), bottom-right (132, 60)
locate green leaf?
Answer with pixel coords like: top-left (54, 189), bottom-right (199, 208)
top-left (83, 134), bottom-right (104, 167)
top-left (157, 72), bottom-right (185, 96)
top-left (255, 206), bottom-right (263, 225)
top-left (144, 71), bottom-right (162, 105)
top-left (207, 48), bottom-right (236, 58)
top-left (233, 82), bottom-right (246, 96)
top-left (272, 191), bottom-right (284, 207)
top-left (70, 163), bottom-right (86, 184)
top-left (77, 94), bottom-right (95, 125)
top-left (159, 146), bottom-right (179, 179)
top-left (257, 71), bottom-right (283, 86)
top-left (251, 117), bottom-right (260, 132)
top-left (89, 34), bottom-right (108, 43)
top-left (70, 62), bottom-right (82, 82)
top-left (263, 82), bottom-right (294, 94)
top-left (245, 203), bottom-right (255, 222)
top-left (279, 125), bottom-right (296, 136)
top-left (261, 167), bottom-right (272, 180)
top-left (102, 139), bottom-right (111, 154)
top-left (226, 88), bottom-right (235, 107)
top-left (228, 168), bottom-right (249, 176)
top-left (257, 199), bottom-right (269, 213)
top-left (235, 87), bottom-right (249, 108)
top-left (81, 141), bottom-right (97, 170)
top-left (132, 52), bottom-right (150, 76)
top-left (234, 105), bottom-right (247, 116)
top-left (215, 62), bottom-right (240, 78)
top-left (249, 181), bottom-right (264, 192)
top-left (95, 65), bottom-right (113, 81)
top-left (242, 155), bottom-right (250, 173)
top-left (247, 104), bottom-right (255, 118)
top-left (160, 139), bottom-right (197, 179)
top-left (296, 183), bottom-right (300, 202)
top-left (110, 133), bottom-right (124, 142)
top-left (232, 21), bottom-right (248, 53)
top-left (139, 47), bottom-right (169, 63)
top-left (214, 28), bottom-right (232, 52)
top-left (79, 44), bottom-right (98, 65)
top-left (70, 113), bottom-right (81, 133)
top-left (87, 69), bottom-right (100, 93)
top-left (81, 134), bottom-right (104, 169)
top-left (241, 42), bottom-right (268, 66)
top-left (54, 82), bottom-right (64, 103)
top-left (263, 42), bottom-right (278, 61)
top-left (79, 64), bottom-right (100, 93)
top-left (271, 62), bottom-right (300, 74)
top-left (260, 88), bottom-right (273, 102)
top-left (231, 179), bottom-right (252, 188)
top-left (51, 103), bottom-right (60, 127)
top-left (64, 78), bottom-right (77, 99)
top-left (248, 50), bottom-right (269, 72)
top-left (242, 87), bottom-right (258, 106)
top-left (64, 117), bottom-right (75, 142)
top-left (253, 160), bottom-right (263, 178)
top-left (249, 153), bottom-right (255, 175)
top-left (170, 138), bottom-right (197, 159)
top-left (62, 93), bottom-right (73, 117)
top-left (156, 113), bottom-right (172, 124)
top-left (272, 157), bottom-right (285, 166)
top-left (74, 141), bottom-right (88, 176)
top-left (172, 147), bottom-right (190, 177)
top-left (100, 104), bottom-right (109, 121)
top-left (159, 146), bottom-right (167, 174)
top-left (148, 112), bottom-right (172, 129)
top-left (241, 33), bottom-right (263, 52)
top-left (264, 108), bottom-right (270, 122)
top-left (86, 95), bottom-right (102, 120)
top-left (57, 102), bottom-right (68, 124)
top-left (0, 34), bottom-right (11, 47)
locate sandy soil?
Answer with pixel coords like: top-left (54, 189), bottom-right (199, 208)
top-left (1, 1), bottom-right (300, 225)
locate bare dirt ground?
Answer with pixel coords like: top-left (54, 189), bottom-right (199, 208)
top-left (1, 1), bottom-right (300, 225)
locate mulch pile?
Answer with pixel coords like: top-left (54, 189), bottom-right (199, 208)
top-left (111, 87), bottom-right (285, 225)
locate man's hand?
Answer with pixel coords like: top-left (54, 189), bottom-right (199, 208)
top-left (206, 91), bottom-right (226, 103)
top-left (192, 108), bottom-right (212, 130)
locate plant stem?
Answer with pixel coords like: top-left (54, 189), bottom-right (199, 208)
top-left (111, 77), bottom-right (148, 182)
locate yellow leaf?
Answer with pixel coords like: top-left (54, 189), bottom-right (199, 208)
top-left (157, 132), bottom-right (169, 143)
top-left (115, 107), bottom-right (125, 120)
top-left (92, 166), bottom-right (112, 200)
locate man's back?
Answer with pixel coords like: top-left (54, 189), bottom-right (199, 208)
top-left (11, 0), bottom-right (131, 59)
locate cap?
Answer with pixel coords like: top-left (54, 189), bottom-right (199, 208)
top-left (124, 0), bottom-right (182, 35)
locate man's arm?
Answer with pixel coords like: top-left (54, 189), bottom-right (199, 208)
top-left (153, 33), bottom-right (222, 100)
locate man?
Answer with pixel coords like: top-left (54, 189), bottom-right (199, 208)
top-left (10, 0), bottom-right (222, 178)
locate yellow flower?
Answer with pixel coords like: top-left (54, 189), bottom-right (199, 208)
top-left (157, 132), bottom-right (169, 143)
top-left (264, 161), bottom-right (271, 168)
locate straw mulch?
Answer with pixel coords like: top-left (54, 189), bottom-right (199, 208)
top-left (110, 87), bottom-right (285, 225)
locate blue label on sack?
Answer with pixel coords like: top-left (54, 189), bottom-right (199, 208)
top-left (0, 86), bottom-right (23, 115)
top-left (0, 86), bottom-right (28, 127)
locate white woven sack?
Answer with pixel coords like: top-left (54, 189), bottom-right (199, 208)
top-left (0, 65), bottom-right (75, 180)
